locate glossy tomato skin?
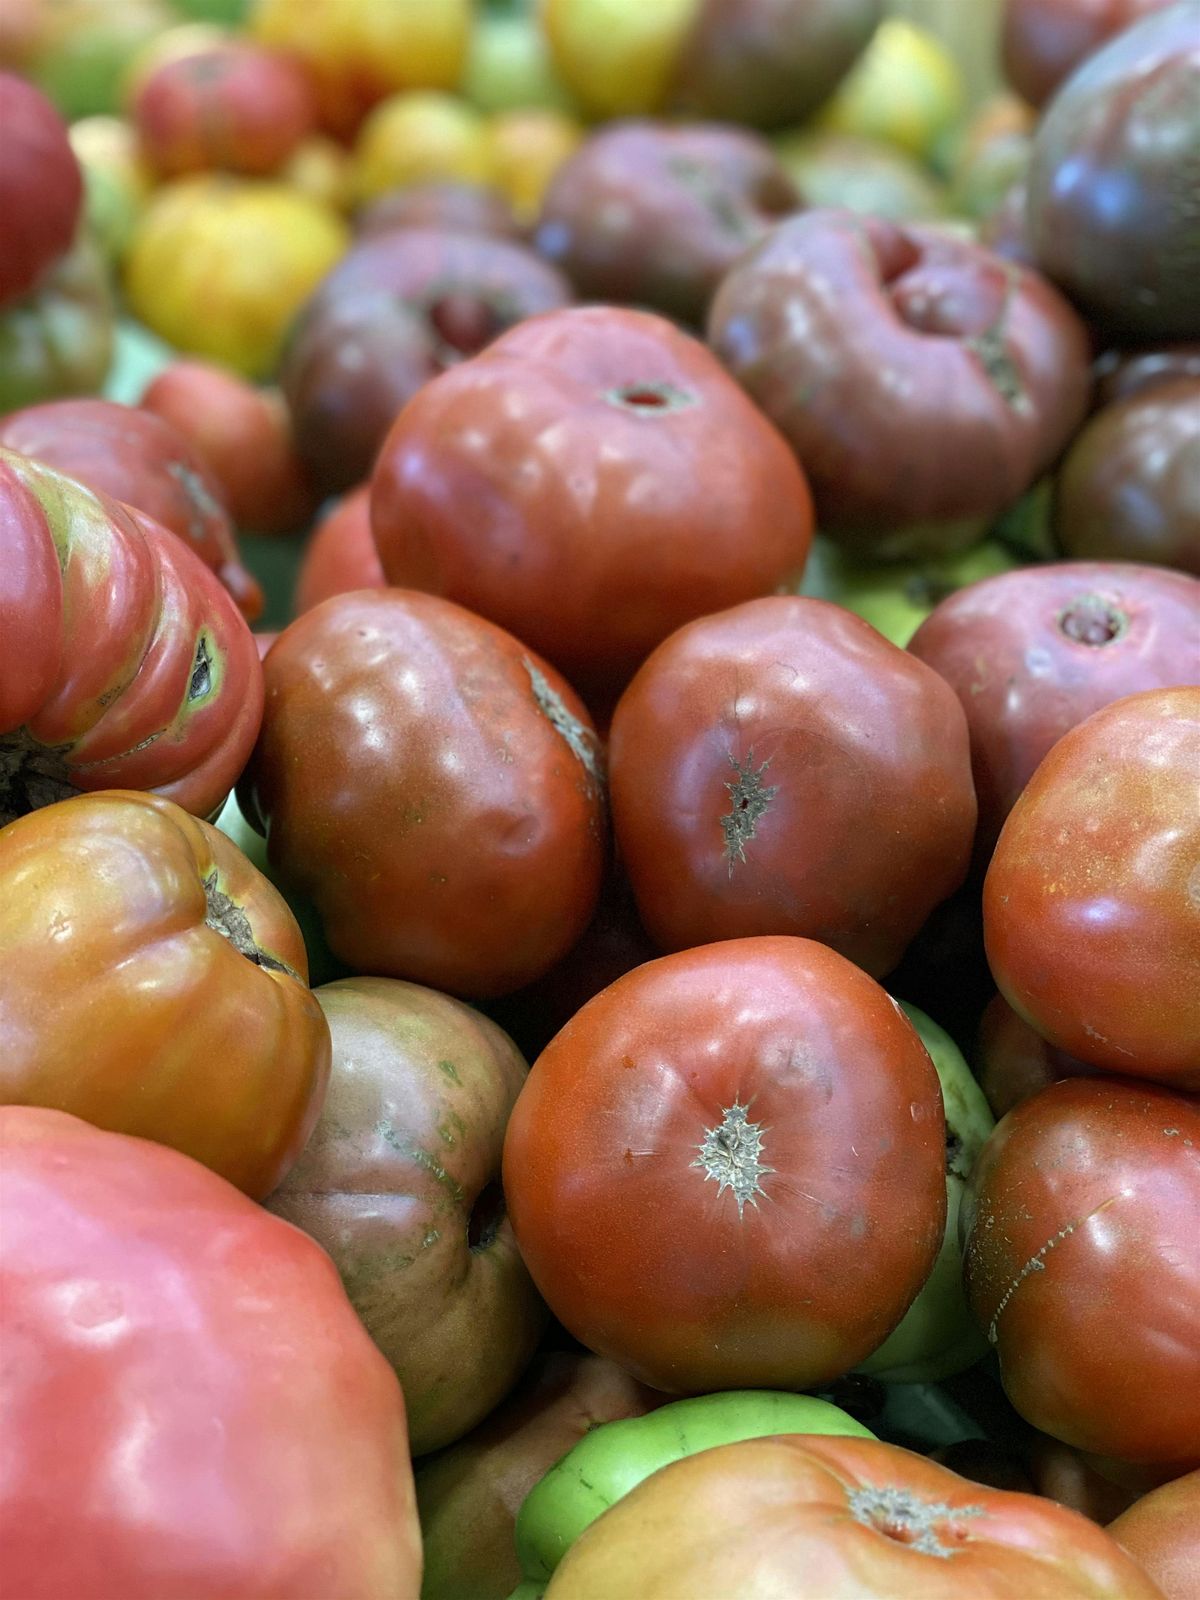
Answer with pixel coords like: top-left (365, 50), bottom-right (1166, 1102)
top-left (292, 484), bottom-right (385, 613)
top-left (0, 448), bottom-right (262, 824)
top-left (0, 72), bottom-right (83, 307)
top-left (541, 1434), bottom-right (1164, 1599)
top-left (984, 687), bottom-right (1200, 1084)
top-left (281, 227), bottom-right (571, 494)
top-left (1094, 341), bottom-right (1200, 405)
top-left (1054, 380), bottom-right (1200, 575)
top-left (908, 561), bottom-right (1200, 852)
top-left (239, 589), bottom-right (606, 998)
top-left (0, 397), bottom-right (262, 618)
top-left (356, 180), bottom-right (521, 242)
top-left (962, 1077), bottom-right (1200, 1469)
top-left (975, 993), bottom-right (1094, 1118)
top-left (266, 976), bottom-right (547, 1456)
top-left (1002, 0), bottom-right (1172, 106)
top-left (1110, 1470), bottom-right (1200, 1600)
top-left (0, 1106), bottom-right (420, 1600)
top-left (372, 306), bottom-right (815, 706)
top-left (535, 120), bottom-right (799, 325)
top-left (609, 597), bottom-right (976, 976)
top-left (0, 791), bottom-right (330, 1197)
top-left (503, 936), bottom-right (947, 1393)
top-left (707, 209), bottom-right (1092, 559)
top-left (1026, 5), bottom-right (1200, 340)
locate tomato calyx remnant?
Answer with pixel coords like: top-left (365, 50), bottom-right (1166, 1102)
top-left (1057, 594), bottom-right (1129, 646)
top-left (603, 382), bottom-right (698, 414)
top-left (847, 1484), bottom-right (984, 1558)
top-left (0, 729), bottom-right (78, 827)
top-left (202, 871), bottom-right (301, 982)
top-left (691, 1100), bottom-right (774, 1216)
top-left (721, 750), bottom-right (777, 872)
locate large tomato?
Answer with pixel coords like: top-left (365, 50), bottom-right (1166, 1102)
top-left (983, 687), bottom-right (1200, 1084)
top-left (0, 1106), bottom-right (420, 1600)
top-left (238, 590), bottom-right (606, 997)
top-left (962, 1077), bottom-right (1200, 1469)
top-left (542, 1434), bottom-right (1164, 1598)
top-left (503, 936), bottom-right (947, 1393)
top-left (609, 597), bottom-right (976, 975)
top-left (0, 71), bottom-right (83, 307)
top-left (0, 448), bottom-right (262, 825)
top-left (1110, 1470), bottom-right (1200, 1600)
top-left (266, 976), bottom-right (547, 1456)
top-left (0, 790), bottom-right (330, 1198)
top-left (371, 306), bottom-right (814, 708)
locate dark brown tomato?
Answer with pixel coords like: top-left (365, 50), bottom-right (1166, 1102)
top-left (983, 686), bottom-right (1200, 1085)
top-left (535, 119), bottom-right (800, 325)
top-left (1094, 341), bottom-right (1200, 404)
top-left (1002, 0), bottom-right (1174, 107)
top-left (266, 977), bottom-right (546, 1456)
top-left (962, 1077), bottom-right (1200, 1467)
top-left (1026, 5), bottom-right (1200, 340)
top-left (355, 180), bottom-right (521, 242)
top-left (502, 936), bottom-right (948, 1393)
top-left (238, 589), bottom-right (606, 998)
top-left (609, 596), bottom-right (976, 977)
top-left (371, 306), bottom-right (814, 710)
top-left (976, 993), bottom-right (1096, 1119)
top-left (707, 209), bottom-right (1093, 559)
top-left (280, 227), bottom-right (572, 494)
top-left (1054, 379), bottom-right (1200, 575)
top-left (908, 561), bottom-right (1200, 853)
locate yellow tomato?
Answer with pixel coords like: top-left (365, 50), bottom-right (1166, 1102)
top-left (69, 115), bottom-right (154, 264)
top-left (125, 176), bottom-right (348, 378)
top-left (542, 0), bottom-right (700, 119)
top-left (251, 0), bottom-right (471, 139)
top-left (816, 19), bottom-right (965, 163)
top-left (352, 91), bottom-right (489, 205)
top-left (281, 135), bottom-right (355, 215)
top-left (120, 21), bottom-right (229, 106)
top-left (485, 108), bottom-right (582, 222)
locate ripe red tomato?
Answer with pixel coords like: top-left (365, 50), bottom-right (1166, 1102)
top-left (292, 484), bottom-right (385, 613)
top-left (1110, 1469), bottom-right (1200, 1600)
top-left (0, 72), bottom-right (83, 307)
top-left (371, 305), bottom-right (814, 707)
top-left (609, 597), bottom-right (976, 975)
top-left (0, 1106), bottom-right (421, 1600)
top-left (984, 686), bottom-right (1200, 1085)
top-left (0, 448), bottom-right (262, 825)
top-left (962, 1077), bottom-right (1200, 1469)
top-left (503, 936), bottom-right (947, 1393)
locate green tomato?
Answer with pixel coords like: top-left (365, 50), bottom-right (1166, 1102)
top-left (461, 12), bottom-right (576, 114)
top-left (509, 1390), bottom-right (873, 1597)
top-left (0, 232), bottom-right (113, 412)
top-left (855, 1002), bottom-right (994, 1384)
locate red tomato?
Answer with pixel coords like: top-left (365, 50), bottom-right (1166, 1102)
top-left (1110, 1469), bottom-right (1200, 1600)
top-left (962, 1076), bottom-right (1200, 1469)
top-left (984, 686), bottom-right (1200, 1086)
top-left (292, 484), bottom-right (385, 613)
top-left (371, 305), bottom-right (814, 707)
top-left (0, 1105), bottom-right (420, 1600)
top-left (0, 72), bottom-right (82, 307)
top-left (975, 992), bottom-right (1094, 1118)
top-left (0, 448), bottom-right (262, 825)
top-left (609, 597), bottom-right (976, 975)
top-left (1002, 0), bottom-right (1173, 107)
top-left (503, 936), bottom-right (947, 1393)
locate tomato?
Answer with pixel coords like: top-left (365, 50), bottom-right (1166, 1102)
top-left (279, 133), bottom-right (354, 216)
top-left (0, 397), bottom-right (263, 619)
top-left (1003, 0), bottom-right (1175, 108)
top-left (608, 597), bottom-right (975, 976)
top-left (542, 0), bottom-right (698, 118)
top-left (485, 108), bottom-right (582, 224)
top-left (1095, 341), bottom-right (1200, 405)
top-left (984, 687), bottom-right (1200, 1084)
top-left (140, 360), bottom-right (316, 536)
top-left (908, 561), bottom-right (1200, 853)
top-left (535, 121), bottom-right (799, 325)
top-left (815, 18), bottom-right (965, 160)
top-left (292, 485), bottom-right (384, 613)
top-left (975, 993), bottom-right (1094, 1118)
top-left (0, 72), bottom-right (83, 307)
top-left (707, 209), bottom-right (1092, 560)
top-left (503, 936), bottom-right (947, 1393)
top-left (356, 179), bottom-right (520, 242)
top-left (963, 1077), bottom-right (1200, 1469)
top-left (0, 1105), bottom-right (420, 1600)
top-left (371, 306), bottom-right (814, 708)
top-left (541, 1434), bottom-right (1163, 1598)
top-left (238, 589), bottom-right (606, 998)
top-left (266, 976), bottom-right (546, 1455)
top-left (775, 130), bottom-right (948, 223)
top-left (351, 90), bottom-right (489, 206)
top-left (462, 10), bottom-right (575, 115)
top-left (0, 791), bottom-right (330, 1197)
top-left (1110, 1470), bottom-right (1200, 1600)
top-left (0, 231), bottom-right (114, 412)
top-left (0, 448), bottom-right (262, 824)
top-left (124, 175), bottom-right (349, 379)
top-left (24, 0), bottom-right (175, 120)
top-left (68, 113), bottom-right (153, 266)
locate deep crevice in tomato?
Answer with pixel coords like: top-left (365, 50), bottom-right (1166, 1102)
top-left (203, 871), bottom-right (300, 981)
top-left (467, 1180), bottom-right (506, 1252)
top-left (0, 728), bottom-right (78, 827)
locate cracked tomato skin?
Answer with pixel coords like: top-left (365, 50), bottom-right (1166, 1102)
top-left (0, 1105), bottom-right (420, 1600)
top-left (962, 1077), bottom-right (1200, 1470)
top-left (502, 936), bottom-right (947, 1394)
top-left (541, 1434), bottom-right (1168, 1599)
top-left (0, 448), bottom-right (263, 824)
top-left (983, 686), bottom-right (1200, 1085)
top-left (609, 597), bottom-right (976, 976)
top-left (238, 589), bottom-right (606, 998)
top-left (370, 305), bottom-right (814, 708)
top-left (0, 791), bottom-right (330, 1198)
top-left (707, 208), bottom-right (1092, 559)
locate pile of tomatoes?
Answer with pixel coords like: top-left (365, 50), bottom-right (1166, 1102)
top-left (1, 1), bottom-right (1198, 1596)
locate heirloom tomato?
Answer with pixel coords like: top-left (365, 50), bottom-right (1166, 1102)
top-left (292, 485), bottom-right (384, 613)
top-left (0, 231), bottom-right (113, 413)
top-left (0, 72), bottom-right (83, 308)
top-left (1110, 1470), bottom-right (1200, 1600)
top-left (1003, 0), bottom-right (1173, 107)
